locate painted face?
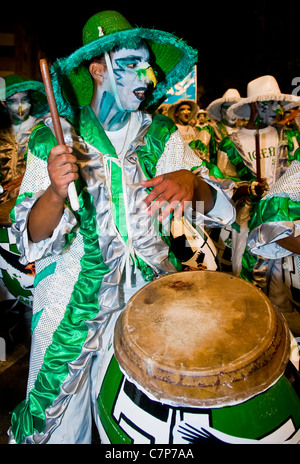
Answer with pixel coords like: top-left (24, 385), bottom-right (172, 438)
top-left (175, 104), bottom-right (192, 125)
top-left (5, 91), bottom-right (31, 125)
top-left (257, 100), bottom-right (282, 125)
top-left (221, 103), bottom-right (235, 125)
top-left (110, 43), bottom-right (157, 112)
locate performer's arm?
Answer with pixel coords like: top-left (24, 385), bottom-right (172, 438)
top-left (28, 144), bottom-right (78, 242)
top-left (141, 169), bottom-right (215, 222)
top-left (276, 235), bottom-right (300, 255)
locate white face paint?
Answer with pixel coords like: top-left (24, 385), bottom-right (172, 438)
top-left (221, 103), bottom-right (236, 126)
top-left (92, 43), bottom-right (157, 131)
top-left (110, 43), bottom-right (156, 112)
top-left (5, 91), bottom-right (31, 125)
top-left (257, 101), bottom-right (280, 125)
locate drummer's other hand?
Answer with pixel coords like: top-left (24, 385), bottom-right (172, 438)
top-left (48, 144), bottom-right (78, 200)
top-left (250, 178), bottom-right (269, 199)
top-left (141, 170), bottom-right (197, 222)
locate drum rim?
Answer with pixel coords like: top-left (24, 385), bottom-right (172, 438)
top-left (114, 271), bottom-right (291, 407)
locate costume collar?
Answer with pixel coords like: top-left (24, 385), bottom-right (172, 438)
top-left (79, 105), bottom-right (152, 158)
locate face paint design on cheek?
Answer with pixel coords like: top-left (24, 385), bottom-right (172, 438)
top-left (98, 90), bottom-right (129, 129)
top-left (257, 101), bottom-right (280, 125)
top-left (111, 44), bottom-right (156, 112)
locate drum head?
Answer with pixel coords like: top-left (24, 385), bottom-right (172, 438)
top-left (114, 271), bottom-right (291, 407)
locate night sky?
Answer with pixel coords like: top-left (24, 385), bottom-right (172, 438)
top-left (2, 0), bottom-right (300, 107)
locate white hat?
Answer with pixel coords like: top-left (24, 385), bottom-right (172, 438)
top-left (168, 99), bottom-right (199, 122)
top-left (228, 75), bottom-right (300, 120)
top-left (206, 88), bottom-right (241, 121)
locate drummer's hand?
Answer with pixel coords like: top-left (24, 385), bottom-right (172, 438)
top-left (48, 144), bottom-right (78, 201)
top-left (249, 178), bottom-right (269, 199)
top-left (141, 170), bottom-right (213, 222)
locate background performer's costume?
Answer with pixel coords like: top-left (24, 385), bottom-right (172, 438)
top-left (0, 75), bottom-right (48, 203)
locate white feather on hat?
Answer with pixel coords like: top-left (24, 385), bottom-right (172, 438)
top-left (227, 75), bottom-right (300, 121)
top-left (206, 89), bottom-right (241, 122)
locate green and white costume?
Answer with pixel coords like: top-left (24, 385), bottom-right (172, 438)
top-left (0, 75), bottom-right (48, 202)
top-left (7, 11), bottom-right (235, 443)
top-left (9, 105), bottom-right (234, 444)
top-left (216, 75), bottom-right (300, 276)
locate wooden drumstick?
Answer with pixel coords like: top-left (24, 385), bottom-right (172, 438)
top-left (255, 128), bottom-right (261, 183)
top-left (39, 59), bottom-right (79, 211)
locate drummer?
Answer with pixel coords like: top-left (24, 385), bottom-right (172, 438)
top-left (0, 75), bottom-right (48, 203)
top-left (9, 10), bottom-right (235, 444)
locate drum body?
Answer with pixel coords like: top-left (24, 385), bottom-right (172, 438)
top-left (97, 271), bottom-right (300, 444)
top-left (170, 218), bottom-right (218, 271)
top-left (0, 200), bottom-right (34, 306)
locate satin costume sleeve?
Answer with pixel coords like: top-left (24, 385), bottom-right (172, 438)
top-left (156, 130), bottom-right (235, 227)
top-left (247, 160), bottom-right (300, 259)
top-left (10, 118), bottom-right (83, 264)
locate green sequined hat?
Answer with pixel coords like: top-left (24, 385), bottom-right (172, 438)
top-left (2, 75), bottom-right (48, 117)
top-left (51, 10), bottom-right (198, 122)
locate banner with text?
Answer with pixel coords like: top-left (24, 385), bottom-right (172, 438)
top-left (165, 66), bottom-right (197, 104)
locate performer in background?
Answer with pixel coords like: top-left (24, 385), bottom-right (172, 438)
top-left (206, 88), bottom-right (241, 147)
top-left (168, 99), bottom-right (209, 161)
top-left (0, 75), bottom-right (48, 203)
top-left (242, 160), bottom-right (300, 333)
top-left (217, 75), bottom-right (300, 276)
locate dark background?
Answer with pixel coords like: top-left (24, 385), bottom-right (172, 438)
top-left (1, 0), bottom-right (300, 107)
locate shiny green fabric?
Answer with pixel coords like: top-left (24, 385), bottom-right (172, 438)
top-left (137, 114), bottom-right (177, 178)
top-left (218, 136), bottom-right (256, 182)
top-left (11, 109), bottom-right (191, 441)
top-left (33, 262), bottom-right (57, 287)
top-left (27, 121), bottom-right (57, 162)
top-left (248, 196), bottom-right (300, 231)
top-left (79, 106), bottom-right (116, 156)
top-left (11, 188), bottom-right (109, 443)
top-left (189, 138), bottom-right (207, 154)
top-left (195, 125), bottom-right (218, 163)
top-left (136, 113), bottom-right (182, 274)
top-left (285, 127), bottom-right (300, 161)
top-left (9, 192), bottom-right (34, 223)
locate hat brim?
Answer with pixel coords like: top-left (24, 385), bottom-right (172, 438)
top-left (228, 93), bottom-right (300, 120)
top-left (206, 96), bottom-right (240, 121)
top-left (51, 28), bottom-right (198, 123)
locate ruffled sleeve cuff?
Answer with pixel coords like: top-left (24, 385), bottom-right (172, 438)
top-left (190, 165), bottom-right (236, 227)
top-left (247, 220), bottom-right (300, 259)
top-left (11, 192), bottom-right (78, 265)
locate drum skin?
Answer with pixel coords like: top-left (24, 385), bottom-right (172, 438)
top-left (97, 271), bottom-right (300, 444)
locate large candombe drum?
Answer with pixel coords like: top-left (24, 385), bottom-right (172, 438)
top-left (0, 199), bottom-right (35, 306)
top-left (97, 271), bottom-right (300, 444)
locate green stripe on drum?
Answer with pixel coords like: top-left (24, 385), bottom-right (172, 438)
top-left (97, 353), bottom-right (300, 444)
top-left (98, 355), bottom-right (132, 444)
top-left (0, 227), bottom-right (9, 244)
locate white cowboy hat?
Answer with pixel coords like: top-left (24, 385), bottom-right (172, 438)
top-left (168, 99), bottom-right (199, 122)
top-left (228, 75), bottom-right (300, 120)
top-left (206, 88), bottom-right (241, 121)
